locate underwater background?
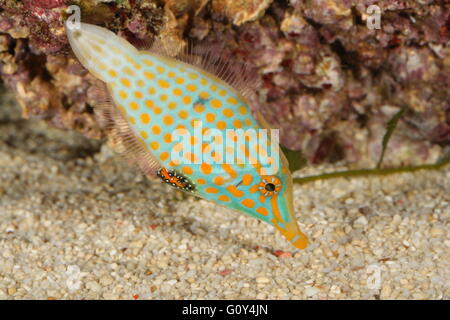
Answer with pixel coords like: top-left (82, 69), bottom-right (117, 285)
top-left (0, 0), bottom-right (448, 299)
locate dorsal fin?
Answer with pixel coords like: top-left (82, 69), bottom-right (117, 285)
top-left (88, 82), bottom-right (161, 178)
top-left (142, 38), bottom-right (262, 104)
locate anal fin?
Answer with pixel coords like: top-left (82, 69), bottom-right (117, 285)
top-left (88, 81), bottom-right (161, 178)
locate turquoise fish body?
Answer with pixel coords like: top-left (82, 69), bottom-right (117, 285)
top-left (67, 23), bottom-right (308, 249)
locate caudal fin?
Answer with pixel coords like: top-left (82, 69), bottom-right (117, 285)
top-left (66, 22), bottom-right (139, 82)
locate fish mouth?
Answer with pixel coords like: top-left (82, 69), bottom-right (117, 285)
top-left (272, 218), bottom-right (308, 249)
top-left (270, 203), bottom-right (308, 249)
top-left (269, 177), bottom-right (308, 249)
top-left (283, 188), bottom-right (308, 249)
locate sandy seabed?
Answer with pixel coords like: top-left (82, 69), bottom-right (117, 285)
top-left (0, 92), bottom-right (448, 300)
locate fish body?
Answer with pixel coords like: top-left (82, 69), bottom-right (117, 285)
top-left (66, 23), bottom-right (308, 249)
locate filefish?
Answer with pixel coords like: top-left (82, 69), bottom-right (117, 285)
top-left (66, 22), bottom-right (308, 249)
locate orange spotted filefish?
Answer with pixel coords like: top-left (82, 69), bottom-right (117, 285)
top-left (66, 23), bottom-right (308, 249)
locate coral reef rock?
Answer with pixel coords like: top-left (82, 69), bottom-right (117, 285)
top-left (0, 0), bottom-right (448, 167)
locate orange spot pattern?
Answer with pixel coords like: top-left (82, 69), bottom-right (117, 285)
top-left (100, 50), bottom-right (276, 228)
top-left (66, 27), bottom-right (308, 249)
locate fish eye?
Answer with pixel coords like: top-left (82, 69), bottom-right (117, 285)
top-left (258, 176), bottom-right (282, 197)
